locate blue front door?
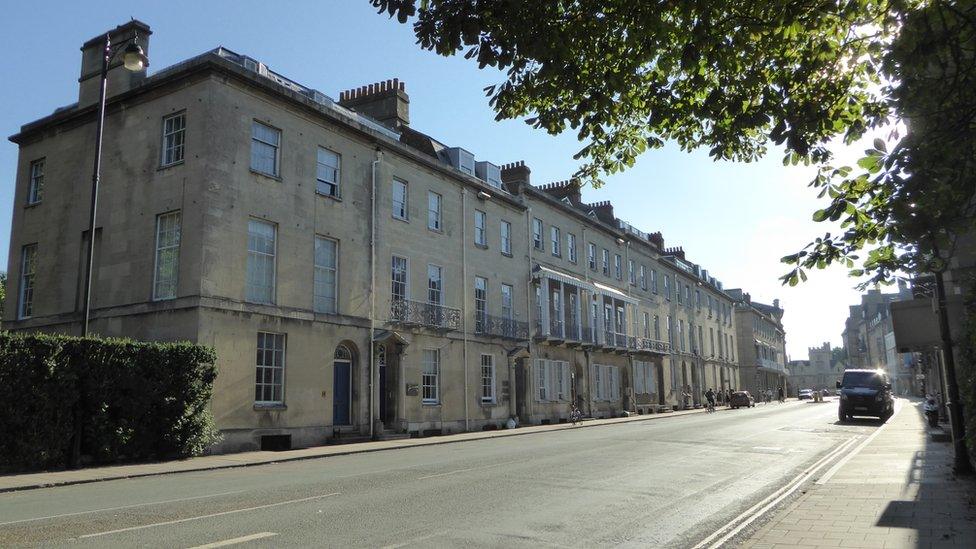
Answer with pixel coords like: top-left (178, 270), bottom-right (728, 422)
top-left (333, 360), bottom-right (351, 425)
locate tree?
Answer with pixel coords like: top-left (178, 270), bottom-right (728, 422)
top-left (370, 0), bottom-right (975, 285)
top-left (0, 271), bottom-right (6, 318)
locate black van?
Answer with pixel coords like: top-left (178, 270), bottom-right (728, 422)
top-left (836, 369), bottom-right (894, 422)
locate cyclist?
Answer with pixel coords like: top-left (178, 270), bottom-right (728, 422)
top-left (570, 403), bottom-right (583, 425)
top-left (705, 388), bottom-right (716, 413)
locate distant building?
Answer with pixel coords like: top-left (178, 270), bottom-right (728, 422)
top-left (841, 284), bottom-right (918, 394)
top-left (788, 342), bottom-right (841, 393)
top-left (728, 290), bottom-right (788, 396)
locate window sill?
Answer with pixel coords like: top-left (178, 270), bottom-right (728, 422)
top-left (250, 169), bottom-right (282, 182)
top-left (475, 243), bottom-right (488, 250)
top-left (316, 191), bottom-right (342, 202)
top-left (158, 160), bottom-right (185, 171)
top-left (501, 251), bottom-right (513, 258)
top-left (24, 202), bottom-right (41, 209)
top-left (254, 403), bottom-right (287, 411)
top-left (480, 400), bottom-right (498, 407)
top-left (393, 215), bottom-right (410, 223)
top-left (422, 402), bottom-right (441, 407)
top-left (428, 227), bottom-right (443, 234)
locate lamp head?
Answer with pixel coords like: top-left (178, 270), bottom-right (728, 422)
top-left (122, 42), bottom-right (149, 71)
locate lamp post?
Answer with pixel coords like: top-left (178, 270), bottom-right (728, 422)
top-left (932, 269), bottom-right (973, 474)
top-left (80, 33), bottom-right (148, 337)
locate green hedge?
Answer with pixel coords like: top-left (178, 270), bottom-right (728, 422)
top-left (0, 332), bottom-right (218, 473)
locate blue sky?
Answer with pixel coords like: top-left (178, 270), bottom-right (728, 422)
top-left (0, 0), bottom-right (876, 358)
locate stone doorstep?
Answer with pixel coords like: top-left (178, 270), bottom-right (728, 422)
top-left (0, 402), bottom-right (720, 493)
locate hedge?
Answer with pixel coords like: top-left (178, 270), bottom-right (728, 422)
top-left (0, 332), bottom-right (218, 473)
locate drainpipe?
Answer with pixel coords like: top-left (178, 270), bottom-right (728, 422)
top-left (461, 188), bottom-right (470, 432)
top-left (369, 149), bottom-right (382, 439)
top-left (525, 207), bottom-right (534, 420)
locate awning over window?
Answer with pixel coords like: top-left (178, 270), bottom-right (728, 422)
top-left (534, 265), bottom-right (595, 293)
top-left (592, 281), bottom-right (639, 305)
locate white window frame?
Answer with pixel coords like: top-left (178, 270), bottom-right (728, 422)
top-left (651, 269), bottom-right (658, 294)
top-left (161, 112), bottom-right (186, 167)
top-left (614, 254), bottom-right (622, 280)
top-left (255, 331), bottom-right (286, 405)
top-left (481, 354), bottom-right (495, 403)
top-left (474, 276), bottom-right (488, 331)
top-left (536, 359), bottom-right (550, 401)
top-left (391, 255), bottom-right (408, 301)
top-left (664, 275), bottom-right (671, 301)
top-left (567, 233), bottom-right (577, 263)
top-left (250, 121), bottom-right (280, 177)
top-left (427, 264), bottom-right (443, 305)
top-left (245, 218), bottom-right (277, 304)
top-left (18, 243), bottom-right (37, 319)
top-left (628, 259), bottom-right (636, 285)
top-left (27, 158), bottom-right (44, 205)
top-left (392, 178), bottom-right (409, 220)
top-left (428, 191), bottom-right (442, 231)
top-left (475, 209), bottom-right (487, 246)
top-left (422, 349), bottom-right (440, 404)
top-left (316, 146), bottom-right (341, 197)
top-left (152, 210), bottom-right (181, 301)
top-left (533, 218), bottom-right (544, 250)
top-left (501, 283), bottom-right (514, 320)
top-left (500, 220), bottom-right (512, 255)
top-left (314, 235), bottom-right (338, 314)
top-left (588, 243), bottom-right (597, 270)
top-left (640, 265), bottom-right (647, 290)
top-left (551, 226), bottom-right (561, 256)
top-left (602, 249), bottom-right (610, 276)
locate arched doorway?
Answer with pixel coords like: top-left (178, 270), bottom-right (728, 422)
top-left (333, 344), bottom-right (353, 426)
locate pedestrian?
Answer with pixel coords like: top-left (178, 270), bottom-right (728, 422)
top-left (705, 388), bottom-right (716, 412)
top-left (777, 386), bottom-right (785, 403)
top-left (726, 388), bottom-right (733, 406)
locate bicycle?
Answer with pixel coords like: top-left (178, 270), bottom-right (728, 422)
top-left (706, 400), bottom-right (716, 413)
top-left (570, 404), bottom-right (583, 425)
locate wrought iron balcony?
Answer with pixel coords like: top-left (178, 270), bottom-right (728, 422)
top-left (604, 331), bottom-right (630, 349)
top-left (475, 313), bottom-right (529, 340)
top-left (638, 338), bottom-right (671, 354)
top-left (390, 299), bottom-right (461, 331)
top-left (550, 316), bottom-right (566, 339)
top-left (757, 357), bottom-right (786, 373)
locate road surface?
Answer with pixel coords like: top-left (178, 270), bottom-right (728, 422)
top-left (0, 399), bottom-right (886, 548)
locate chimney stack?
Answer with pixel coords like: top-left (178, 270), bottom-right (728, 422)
top-left (338, 79), bottom-right (409, 130)
top-left (500, 161), bottom-right (531, 194)
top-left (78, 20), bottom-right (152, 108)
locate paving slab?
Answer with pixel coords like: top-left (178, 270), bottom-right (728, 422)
top-left (740, 399), bottom-right (976, 549)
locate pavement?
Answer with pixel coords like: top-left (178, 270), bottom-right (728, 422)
top-left (0, 398), bottom-right (854, 547)
top-left (0, 403), bottom-right (721, 493)
top-left (739, 399), bottom-right (976, 549)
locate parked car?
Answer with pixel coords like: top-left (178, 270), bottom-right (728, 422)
top-left (798, 389), bottom-right (814, 400)
top-left (730, 391), bottom-right (755, 408)
top-left (836, 369), bottom-right (894, 421)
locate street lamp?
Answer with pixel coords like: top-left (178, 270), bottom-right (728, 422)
top-left (80, 33), bottom-right (148, 337)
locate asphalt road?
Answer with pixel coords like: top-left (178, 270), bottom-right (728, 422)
top-left (0, 399), bottom-right (886, 548)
